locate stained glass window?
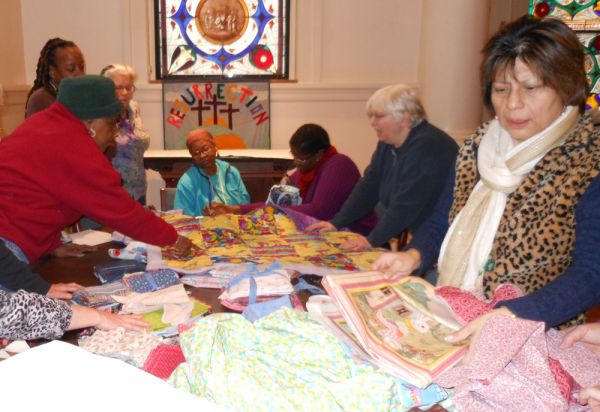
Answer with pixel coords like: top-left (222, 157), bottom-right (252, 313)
top-left (529, 1), bottom-right (600, 110)
top-left (155, 0), bottom-right (289, 78)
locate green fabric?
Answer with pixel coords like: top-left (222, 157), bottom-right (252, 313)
top-left (142, 299), bottom-right (210, 331)
top-left (169, 308), bottom-right (416, 411)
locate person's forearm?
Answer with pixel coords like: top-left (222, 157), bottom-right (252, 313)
top-left (67, 305), bottom-right (102, 331)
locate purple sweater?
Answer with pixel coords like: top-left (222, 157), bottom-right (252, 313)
top-left (240, 153), bottom-right (376, 235)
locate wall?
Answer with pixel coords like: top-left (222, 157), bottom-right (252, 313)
top-left (0, 0), bottom-right (529, 205)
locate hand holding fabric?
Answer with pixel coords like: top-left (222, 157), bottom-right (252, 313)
top-left (51, 243), bottom-right (98, 258)
top-left (47, 282), bottom-right (83, 299)
top-left (444, 307), bottom-right (514, 361)
top-left (69, 305), bottom-right (150, 332)
top-left (338, 234), bottom-right (371, 252)
top-left (205, 202), bottom-right (240, 216)
top-left (305, 221), bottom-right (336, 234)
top-left (172, 235), bottom-right (196, 257)
top-left (560, 323), bottom-right (600, 356)
top-left (372, 249), bottom-right (421, 276)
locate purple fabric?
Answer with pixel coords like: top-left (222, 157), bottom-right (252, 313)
top-left (240, 153), bottom-right (376, 235)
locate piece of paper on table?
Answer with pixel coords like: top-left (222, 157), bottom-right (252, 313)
top-left (0, 341), bottom-right (223, 410)
top-left (70, 229), bottom-right (113, 246)
top-left (0, 340), bottom-right (29, 360)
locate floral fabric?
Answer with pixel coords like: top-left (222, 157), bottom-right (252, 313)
top-left (169, 308), bottom-right (446, 411)
top-left (112, 100), bottom-right (150, 202)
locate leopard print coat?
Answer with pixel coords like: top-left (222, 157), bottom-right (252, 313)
top-left (0, 289), bottom-right (72, 340)
top-left (450, 114), bottom-right (600, 327)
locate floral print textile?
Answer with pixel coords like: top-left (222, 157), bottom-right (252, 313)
top-left (169, 308), bottom-right (445, 411)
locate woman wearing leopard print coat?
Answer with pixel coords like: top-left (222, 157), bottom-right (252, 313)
top-left (0, 249), bottom-right (148, 342)
top-left (374, 15), bottom-right (600, 333)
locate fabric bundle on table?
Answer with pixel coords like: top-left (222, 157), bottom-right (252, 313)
top-left (78, 327), bottom-right (166, 367)
top-left (168, 308), bottom-right (448, 412)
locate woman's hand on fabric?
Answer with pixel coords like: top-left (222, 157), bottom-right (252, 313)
top-left (51, 243), bottom-right (98, 258)
top-left (305, 221), bottom-right (336, 234)
top-left (372, 249), bottom-right (421, 277)
top-left (560, 323), bottom-right (600, 357)
top-left (47, 282), bottom-right (82, 299)
top-left (339, 235), bottom-right (372, 251)
top-left (204, 202), bottom-right (240, 216)
top-left (95, 311), bottom-right (150, 332)
top-left (579, 385), bottom-right (600, 411)
top-left (172, 235), bottom-right (196, 257)
top-left (445, 307), bottom-right (514, 347)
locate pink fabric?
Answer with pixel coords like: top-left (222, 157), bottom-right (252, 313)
top-left (142, 344), bottom-right (185, 380)
top-left (435, 315), bottom-right (600, 411)
top-left (435, 284), bottom-right (522, 325)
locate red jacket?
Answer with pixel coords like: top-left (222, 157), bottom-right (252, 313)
top-left (0, 103), bottom-right (177, 263)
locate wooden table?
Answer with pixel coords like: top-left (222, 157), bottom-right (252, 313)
top-left (33, 241), bottom-right (233, 313)
top-left (144, 149), bottom-right (294, 202)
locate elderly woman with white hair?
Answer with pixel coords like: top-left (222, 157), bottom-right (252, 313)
top-left (307, 84), bottom-right (458, 250)
top-left (101, 64), bottom-right (150, 204)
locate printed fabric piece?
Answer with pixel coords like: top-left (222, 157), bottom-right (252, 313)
top-left (78, 327), bottom-right (165, 367)
top-left (143, 344), bottom-right (186, 380)
top-left (122, 269), bottom-right (181, 293)
top-left (71, 281), bottom-right (129, 311)
top-left (169, 308), bottom-right (446, 412)
top-left (108, 241), bottom-right (148, 263)
top-left (434, 284), bottom-right (523, 325)
top-left (435, 315), bottom-right (600, 411)
top-left (149, 209), bottom-right (385, 274)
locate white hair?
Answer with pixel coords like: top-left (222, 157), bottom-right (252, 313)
top-left (366, 84), bottom-right (427, 127)
top-left (100, 63), bottom-right (137, 82)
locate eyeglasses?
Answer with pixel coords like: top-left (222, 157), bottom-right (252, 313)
top-left (191, 145), bottom-right (215, 156)
top-left (115, 85), bottom-right (136, 93)
top-left (292, 151), bottom-right (319, 164)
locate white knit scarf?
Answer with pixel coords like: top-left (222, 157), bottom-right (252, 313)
top-left (437, 106), bottom-right (579, 291)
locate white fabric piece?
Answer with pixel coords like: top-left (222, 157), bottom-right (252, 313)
top-left (113, 284), bottom-right (190, 313)
top-left (0, 340), bottom-right (223, 410)
top-left (218, 269), bottom-right (294, 301)
top-left (78, 327), bottom-right (164, 367)
top-left (437, 106), bottom-right (578, 290)
top-left (162, 301), bottom-right (195, 326)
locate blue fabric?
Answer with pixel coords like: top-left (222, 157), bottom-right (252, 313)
top-left (242, 295), bottom-right (293, 323)
top-left (174, 159), bottom-right (250, 216)
top-left (408, 162), bottom-right (600, 328)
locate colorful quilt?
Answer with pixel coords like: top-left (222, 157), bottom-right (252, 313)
top-left (147, 207), bottom-right (385, 274)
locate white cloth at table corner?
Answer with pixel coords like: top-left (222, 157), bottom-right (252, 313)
top-left (112, 284), bottom-right (193, 326)
top-left (78, 327), bottom-right (164, 367)
top-left (0, 340), bottom-right (223, 410)
top-left (218, 268), bottom-right (294, 301)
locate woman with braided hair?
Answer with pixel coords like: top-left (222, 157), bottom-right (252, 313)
top-left (25, 37), bottom-right (85, 118)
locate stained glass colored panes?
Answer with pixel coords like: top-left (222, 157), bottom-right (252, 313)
top-left (529, 0), bottom-right (600, 26)
top-left (156, 0), bottom-right (289, 78)
top-left (530, 1), bottom-right (600, 110)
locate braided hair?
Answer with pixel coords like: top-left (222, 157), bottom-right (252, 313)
top-left (25, 38), bottom-right (77, 106)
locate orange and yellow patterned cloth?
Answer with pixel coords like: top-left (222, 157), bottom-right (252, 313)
top-left (147, 207), bottom-right (385, 274)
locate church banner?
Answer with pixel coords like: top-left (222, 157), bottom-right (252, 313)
top-left (162, 80), bottom-right (270, 149)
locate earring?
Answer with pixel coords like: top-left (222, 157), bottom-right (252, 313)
top-left (88, 127), bottom-right (96, 138)
top-left (49, 80), bottom-right (58, 93)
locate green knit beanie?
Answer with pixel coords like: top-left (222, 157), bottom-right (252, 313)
top-left (57, 75), bottom-right (121, 120)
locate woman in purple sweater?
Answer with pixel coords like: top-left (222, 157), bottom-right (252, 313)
top-left (209, 124), bottom-right (376, 235)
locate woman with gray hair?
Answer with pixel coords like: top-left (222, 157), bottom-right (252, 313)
top-left (307, 84), bottom-right (458, 250)
top-left (101, 64), bottom-right (150, 205)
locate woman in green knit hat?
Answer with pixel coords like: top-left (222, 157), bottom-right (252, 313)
top-left (0, 75), bottom-right (193, 293)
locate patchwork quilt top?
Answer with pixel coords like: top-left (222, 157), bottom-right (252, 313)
top-left (148, 207), bottom-right (385, 274)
